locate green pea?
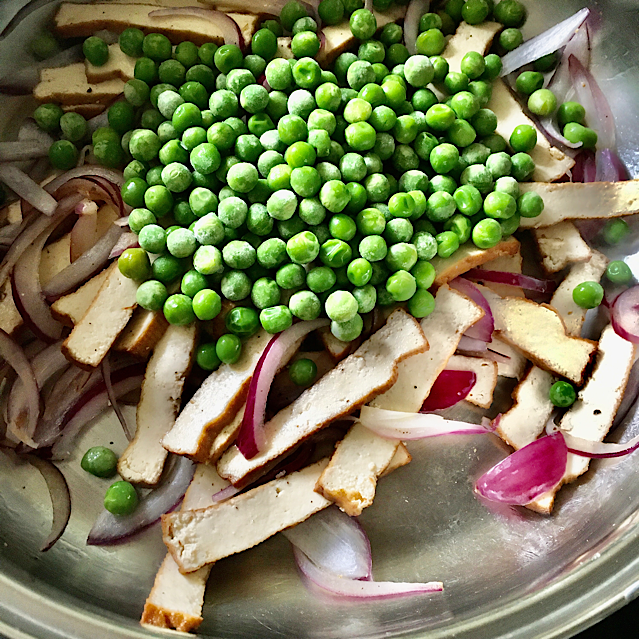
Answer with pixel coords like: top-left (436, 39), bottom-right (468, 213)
top-left (563, 123), bottom-right (598, 149)
top-left (472, 218), bottom-right (502, 249)
top-left (572, 281), bottom-right (604, 309)
top-left (528, 89), bottom-right (557, 117)
top-left (81, 446), bottom-right (118, 478)
top-left (192, 289), bottom-right (222, 321)
top-left (104, 481), bottom-right (138, 516)
top-left (408, 288), bottom-right (436, 318)
top-left (289, 358), bottom-right (318, 387)
top-left (558, 101), bottom-right (586, 128)
top-left (549, 381), bottom-right (576, 408)
top-left (499, 28), bottom-right (523, 51)
top-left (509, 124), bottom-right (538, 153)
top-left (606, 261), bottom-right (633, 285)
top-left (216, 333), bottom-right (243, 364)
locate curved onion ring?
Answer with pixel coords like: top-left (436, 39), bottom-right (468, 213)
top-left (611, 286), bottom-right (639, 344)
top-left (43, 224), bottom-right (123, 299)
top-left (0, 331), bottom-right (40, 446)
top-left (236, 318), bottom-right (329, 458)
top-left (87, 455), bottom-right (195, 545)
top-left (293, 546), bottom-right (443, 599)
top-left (0, 164), bottom-right (57, 215)
top-left (449, 278), bottom-right (494, 342)
top-left (25, 455), bottom-right (71, 551)
top-left (283, 506), bottom-right (372, 580)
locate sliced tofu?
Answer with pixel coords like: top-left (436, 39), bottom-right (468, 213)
top-left (488, 79), bottom-right (574, 182)
top-left (51, 268), bottom-right (109, 326)
top-left (0, 278), bottom-right (22, 336)
top-left (431, 236), bottom-right (520, 288)
top-left (142, 463), bottom-right (229, 632)
top-left (50, 273), bottom-right (98, 323)
top-left (163, 459), bottom-right (332, 573)
top-left (0, 200), bottom-right (22, 226)
top-left (276, 36), bottom-right (293, 60)
top-left (382, 443), bottom-right (411, 475)
top-left (315, 422), bottom-right (402, 516)
top-left (486, 294), bottom-right (597, 384)
top-left (39, 233), bottom-right (71, 287)
top-left (479, 251), bottom-right (524, 298)
top-left (61, 265), bottom-right (138, 369)
top-left (490, 336), bottom-right (528, 379)
top-left (316, 5), bottom-right (406, 66)
top-left (447, 354), bottom-right (498, 409)
top-left (549, 250), bottom-right (608, 338)
top-left (370, 286), bottom-right (484, 412)
top-left (207, 404), bottom-right (245, 464)
top-left (496, 365), bottom-right (555, 450)
top-left (495, 254), bottom-right (607, 451)
top-left (530, 326), bottom-right (636, 514)
top-left (62, 103), bottom-right (106, 118)
top-left (113, 307), bottom-right (169, 359)
top-left (217, 309), bottom-right (428, 487)
top-left (55, 3), bottom-right (260, 47)
top-left (518, 180), bottom-right (639, 229)
top-left (118, 324), bottom-right (197, 486)
top-left (442, 21), bottom-right (502, 73)
top-left (34, 63), bottom-right (125, 105)
top-left (85, 43), bottom-right (136, 83)
top-left (162, 330), bottom-right (271, 461)
top-left (316, 287), bottom-right (483, 515)
top-left (532, 221), bottom-right (592, 274)
top-left (318, 326), bottom-right (359, 361)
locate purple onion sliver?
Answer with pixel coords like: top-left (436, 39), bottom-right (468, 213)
top-left (611, 286), bottom-right (639, 345)
top-left (212, 484), bottom-right (240, 503)
top-left (563, 430), bottom-right (639, 459)
top-left (282, 506), bottom-right (372, 580)
top-left (475, 432), bottom-right (567, 505)
top-left (464, 269), bottom-right (556, 294)
top-left (87, 456), bottom-right (195, 545)
top-left (293, 546), bottom-right (443, 599)
top-left (449, 278), bottom-right (494, 341)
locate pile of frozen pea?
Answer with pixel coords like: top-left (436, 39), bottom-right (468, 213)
top-left (33, 0), bottom-right (551, 372)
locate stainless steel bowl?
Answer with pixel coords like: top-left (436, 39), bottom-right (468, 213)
top-left (1, 1), bottom-right (639, 637)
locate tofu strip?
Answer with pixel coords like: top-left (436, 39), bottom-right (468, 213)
top-left (217, 309), bottom-right (428, 487)
top-left (530, 325), bottom-right (636, 514)
top-left (118, 324), bottom-right (197, 486)
top-left (162, 330), bottom-right (271, 462)
top-left (316, 286), bottom-right (484, 515)
top-left (163, 460), bottom-right (331, 572)
top-left (61, 263), bottom-right (138, 369)
top-left (54, 3), bottom-right (260, 46)
top-left (51, 268), bottom-right (109, 326)
top-left (431, 237), bottom-right (520, 288)
top-left (447, 355), bottom-right (497, 409)
top-left (496, 252), bottom-right (608, 451)
top-left (518, 180), bottom-right (639, 229)
top-left (113, 307), bottom-right (168, 358)
top-left (34, 64), bottom-right (124, 105)
top-left (141, 464), bottom-right (230, 632)
top-left (532, 222), bottom-right (592, 274)
top-left (485, 294), bottom-right (597, 384)
top-left (488, 79), bottom-right (574, 182)
top-left (442, 21), bottom-right (502, 73)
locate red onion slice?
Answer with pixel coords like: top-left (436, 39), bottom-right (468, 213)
top-left (283, 506), bottom-right (372, 580)
top-left (611, 286), bottom-right (639, 344)
top-left (12, 228), bottom-right (63, 342)
top-left (293, 547), bottom-right (443, 599)
top-left (464, 269), bottom-right (556, 294)
top-left (475, 432), bottom-right (567, 505)
top-left (0, 330), bottom-right (40, 446)
top-left (24, 455), bottom-right (71, 551)
top-left (359, 406), bottom-right (495, 441)
top-left (7, 342), bottom-right (67, 442)
top-left (420, 370), bottom-right (477, 412)
top-left (212, 484), bottom-right (240, 503)
top-left (0, 193), bottom-right (82, 286)
top-left (51, 365), bottom-right (145, 459)
top-left (0, 164), bottom-right (58, 216)
top-left (148, 8), bottom-right (242, 48)
top-left (108, 231), bottom-right (139, 259)
top-left (44, 166), bottom-right (125, 194)
top-left (457, 335), bottom-right (489, 353)
top-left (568, 53), bottom-right (616, 151)
top-left (561, 430), bottom-right (639, 459)
top-left (449, 278), bottom-right (494, 342)
top-left (500, 8), bottom-right (590, 77)
top-left (404, 0), bottom-right (430, 55)
top-left (87, 455), bottom-right (195, 545)
top-left (237, 318), bottom-right (329, 458)
top-left (43, 224), bottom-right (123, 299)
top-left (571, 149), bottom-right (596, 184)
top-left (595, 147), bottom-right (629, 183)
top-left (102, 356), bottom-right (133, 442)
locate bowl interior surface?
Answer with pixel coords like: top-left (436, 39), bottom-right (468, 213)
top-left (1, 1), bottom-right (639, 638)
